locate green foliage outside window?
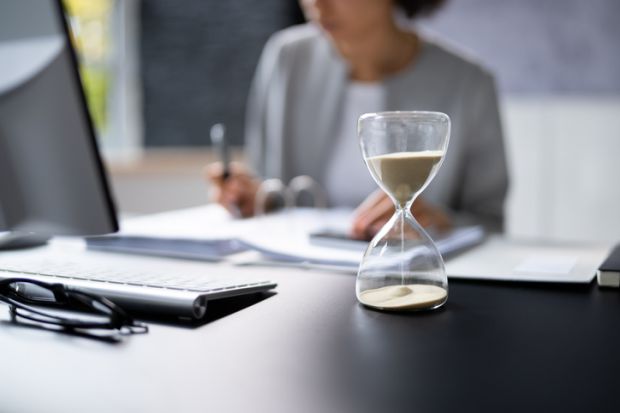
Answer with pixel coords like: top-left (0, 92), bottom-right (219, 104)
top-left (63, 0), bottom-right (113, 136)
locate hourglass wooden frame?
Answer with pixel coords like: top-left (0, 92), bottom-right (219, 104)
top-left (356, 111), bottom-right (451, 311)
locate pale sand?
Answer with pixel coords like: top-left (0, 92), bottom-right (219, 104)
top-left (366, 151), bottom-right (443, 206)
top-left (358, 284), bottom-right (447, 310)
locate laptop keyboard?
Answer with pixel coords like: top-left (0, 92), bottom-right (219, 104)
top-left (0, 257), bottom-right (266, 292)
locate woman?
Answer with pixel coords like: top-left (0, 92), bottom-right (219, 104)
top-left (208, 0), bottom-right (508, 239)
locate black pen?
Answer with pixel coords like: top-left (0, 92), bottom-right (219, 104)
top-left (210, 123), bottom-right (229, 179)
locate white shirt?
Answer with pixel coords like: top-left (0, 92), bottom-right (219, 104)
top-left (324, 81), bottom-right (385, 207)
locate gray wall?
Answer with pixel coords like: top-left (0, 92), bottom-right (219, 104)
top-left (419, 0), bottom-right (620, 95)
top-left (140, 0), bottom-right (619, 147)
top-left (140, 0), bottom-right (304, 147)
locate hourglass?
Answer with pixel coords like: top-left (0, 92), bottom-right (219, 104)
top-left (356, 111), bottom-right (451, 311)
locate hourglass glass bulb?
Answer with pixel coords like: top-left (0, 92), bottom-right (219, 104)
top-left (356, 111), bottom-right (450, 312)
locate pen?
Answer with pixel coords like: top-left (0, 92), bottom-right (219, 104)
top-left (210, 123), bottom-right (242, 217)
top-left (210, 123), bottom-right (229, 179)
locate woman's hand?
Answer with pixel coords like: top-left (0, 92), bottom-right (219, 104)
top-left (205, 162), bottom-right (261, 218)
top-left (350, 189), bottom-right (453, 240)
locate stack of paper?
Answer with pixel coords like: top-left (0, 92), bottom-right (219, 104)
top-left (86, 205), bottom-right (485, 272)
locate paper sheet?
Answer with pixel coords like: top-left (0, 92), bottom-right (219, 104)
top-left (97, 205), bottom-right (484, 269)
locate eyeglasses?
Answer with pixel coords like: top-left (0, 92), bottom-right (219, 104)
top-left (254, 175), bottom-right (327, 215)
top-left (0, 278), bottom-right (147, 337)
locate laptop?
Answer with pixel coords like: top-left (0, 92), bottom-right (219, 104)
top-left (445, 236), bottom-right (610, 283)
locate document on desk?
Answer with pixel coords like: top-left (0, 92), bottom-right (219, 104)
top-left (86, 205), bottom-right (248, 261)
top-left (86, 205), bottom-right (485, 271)
top-left (91, 205), bottom-right (609, 283)
top-left (87, 206), bottom-right (363, 266)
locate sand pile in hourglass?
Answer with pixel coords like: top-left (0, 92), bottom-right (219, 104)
top-left (367, 150), bottom-right (442, 206)
top-left (358, 150), bottom-right (447, 310)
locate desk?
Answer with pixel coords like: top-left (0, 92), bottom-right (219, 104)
top-left (1, 250), bottom-right (619, 413)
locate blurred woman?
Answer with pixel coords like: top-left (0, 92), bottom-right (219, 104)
top-left (208, 0), bottom-right (508, 239)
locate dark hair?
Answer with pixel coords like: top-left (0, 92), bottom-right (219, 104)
top-left (395, 0), bottom-right (447, 18)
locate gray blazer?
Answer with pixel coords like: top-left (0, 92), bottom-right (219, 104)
top-left (246, 24), bottom-right (508, 232)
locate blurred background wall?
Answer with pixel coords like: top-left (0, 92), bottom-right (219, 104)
top-left (417, 0), bottom-right (620, 241)
top-left (67, 0), bottom-right (620, 242)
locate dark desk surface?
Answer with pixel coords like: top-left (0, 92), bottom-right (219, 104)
top-left (1, 261), bottom-right (619, 413)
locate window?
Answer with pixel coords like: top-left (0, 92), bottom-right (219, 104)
top-left (63, 0), bottom-right (112, 135)
top-left (63, 0), bottom-right (142, 159)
